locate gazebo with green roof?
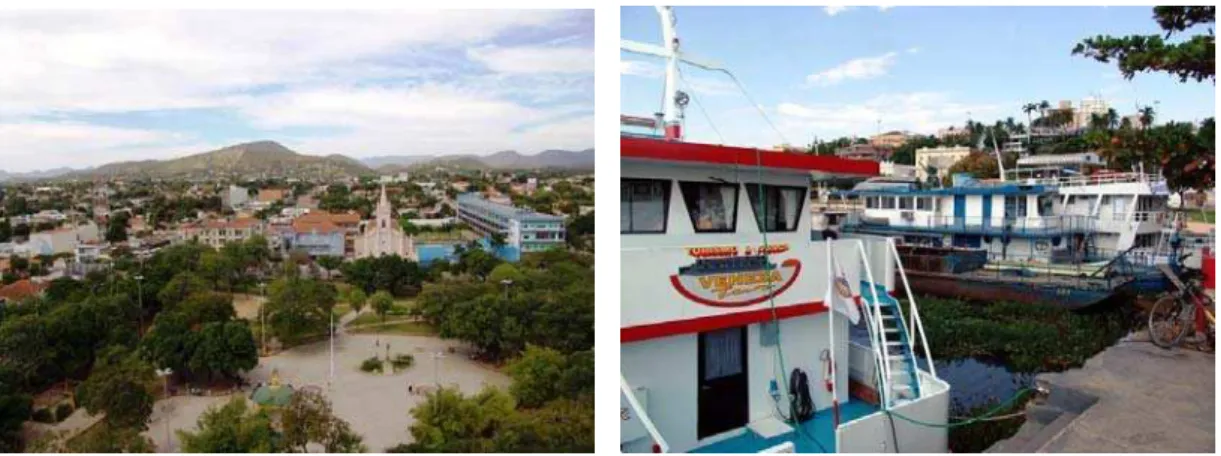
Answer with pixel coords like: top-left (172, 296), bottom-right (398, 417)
top-left (251, 370), bottom-right (294, 408)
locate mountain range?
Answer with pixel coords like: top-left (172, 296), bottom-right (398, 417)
top-left (0, 142), bottom-right (594, 181)
top-left (363, 149), bottom-right (595, 171)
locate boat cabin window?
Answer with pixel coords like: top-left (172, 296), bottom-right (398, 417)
top-left (880, 197), bottom-right (896, 209)
top-left (898, 197), bottom-right (914, 210)
top-left (1004, 195), bottom-right (1027, 218)
top-left (746, 184), bottom-right (806, 232)
top-left (621, 179), bottom-right (670, 234)
top-left (916, 197), bottom-right (933, 211)
top-left (865, 196), bottom-right (878, 209)
top-left (1037, 195), bottom-right (1055, 216)
top-left (679, 181), bottom-right (739, 233)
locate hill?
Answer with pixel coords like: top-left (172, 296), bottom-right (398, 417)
top-left (67, 141), bottom-right (371, 179)
top-left (363, 149), bottom-right (594, 171)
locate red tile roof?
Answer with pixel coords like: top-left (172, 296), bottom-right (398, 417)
top-left (0, 279), bottom-right (46, 302)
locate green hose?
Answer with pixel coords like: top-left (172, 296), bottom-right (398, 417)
top-left (886, 387), bottom-right (1036, 428)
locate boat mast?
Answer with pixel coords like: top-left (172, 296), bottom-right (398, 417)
top-left (990, 128), bottom-right (1007, 182)
top-left (658, 6), bottom-right (683, 141)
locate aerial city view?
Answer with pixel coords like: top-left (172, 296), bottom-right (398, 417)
top-left (620, 5), bottom-right (1213, 454)
top-left (0, 9), bottom-right (593, 453)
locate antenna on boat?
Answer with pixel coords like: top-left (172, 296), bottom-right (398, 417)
top-left (989, 127), bottom-right (1007, 182)
top-left (622, 6), bottom-right (727, 141)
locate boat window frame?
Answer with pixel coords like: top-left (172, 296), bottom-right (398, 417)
top-left (745, 183), bottom-right (808, 233)
top-left (916, 197), bottom-right (933, 211)
top-left (880, 196), bottom-right (897, 210)
top-left (678, 180), bottom-right (741, 233)
top-left (898, 196), bottom-right (915, 210)
top-left (620, 178), bottom-right (672, 235)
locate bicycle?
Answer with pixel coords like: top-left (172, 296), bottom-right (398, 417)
top-left (1148, 253), bottom-right (1215, 350)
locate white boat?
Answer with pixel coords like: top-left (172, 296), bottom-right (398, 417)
top-left (620, 7), bottom-right (950, 453)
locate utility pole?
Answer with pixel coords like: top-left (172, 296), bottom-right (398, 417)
top-left (258, 282), bottom-right (267, 356)
top-left (135, 275), bottom-right (144, 337)
top-left (329, 309), bottom-right (335, 387)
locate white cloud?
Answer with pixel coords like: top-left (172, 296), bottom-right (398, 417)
top-left (467, 46), bottom-right (594, 74)
top-left (621, 60), bottom-right (662, 78)
top-left (0, 122), bottom-right (206, 171)
top-left (0, 10), bottom-right (592, 168)
top-left (823, 6), bottom-right (854, 16)
top-left (774, 92), bottom-right (1005, 138)
top-left (805, 52), bottom-right (898, 86)
top-left (907, 47), bottom-right (921, 54)
top-left (878, 6), bottom-right (895, 12)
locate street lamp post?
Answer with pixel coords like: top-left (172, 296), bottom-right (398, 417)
top-left (135, 275), bottom-right (144, 337)
top-left (155, 368), bottom-right (173, 452)
top-left (258, 282), bottom-right (267, 356)
top-left (431, 352), bottom-right (445, 386)
top-left (500, 279), bottom-right (513, 300)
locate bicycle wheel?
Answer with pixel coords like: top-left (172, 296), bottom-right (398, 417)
top-left (1149, 295), bottom-right (1190, 349)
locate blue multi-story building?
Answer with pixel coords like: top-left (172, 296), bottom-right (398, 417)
top-left (455, 193), bottom-right (565, 261)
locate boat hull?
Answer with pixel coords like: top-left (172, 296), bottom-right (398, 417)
top-left (902, 270), bottom-right (1118, 310)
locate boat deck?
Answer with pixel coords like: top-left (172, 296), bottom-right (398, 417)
top-left (689, 401), bottom-right (878, 453)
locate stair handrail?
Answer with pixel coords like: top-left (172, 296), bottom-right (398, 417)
top-left (887, 237), bottom-right (939, 379)
top-left (832, 239), bottom-right (891, 409)
top-left (621, 374), bottom-right (669, 453)
top-left (852, 239), bottom-right (894, 408)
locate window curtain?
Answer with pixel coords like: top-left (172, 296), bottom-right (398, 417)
top-left (703, 328), bottom-right (743, 380)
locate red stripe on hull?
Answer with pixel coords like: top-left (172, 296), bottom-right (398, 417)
top-left (621, 301), bottom-right (829, 343)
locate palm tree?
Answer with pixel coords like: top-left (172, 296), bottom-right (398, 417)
top-left (1105, 108), bottom-right (1120, 130)
top-left (1138, 106), bottom-right (1155, 128)
top-left (1121, 117), bottom-right (1134, 130)
top-left (1022, 103), bottom-right (1038, 135)
top-left (1089, 113), bottom-right (1108, 131)
top-left (1038, 100), bottom-right (1052, 126)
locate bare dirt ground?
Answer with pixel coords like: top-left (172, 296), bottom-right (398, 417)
top-left (232, 293), bottom-right (264, 321)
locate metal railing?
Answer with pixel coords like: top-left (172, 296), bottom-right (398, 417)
top-left (842, 214), bottom-right (1096, 237)
top-left (620, 374), bottom-right (669, 452)
top-left (1006, 172), bottom-right (1162, 188)
top-left (887, 238), bottom-right (937, 379)
top-left (850, 240), bottom-right (894, 408)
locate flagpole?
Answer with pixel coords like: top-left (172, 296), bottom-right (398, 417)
top-left (826, 240), bottom-right (840, 428)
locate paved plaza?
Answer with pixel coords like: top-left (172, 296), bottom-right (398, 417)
top-left (145, 331), bottom-right (509, 452)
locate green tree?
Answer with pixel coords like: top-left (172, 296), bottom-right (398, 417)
top-left (105, 212), bottom-right (129, 243)
top-left (280, 389), bottom-right (366, 453)
top-left (177, 398), bottom-right (279, 453)
top-left (346, 288), bottom-right (368, 315)
top-left (157, 272), bottom-right (210, 311)
top-left (78, 347), bottom-right (156, 430)
top-left (369, 291), bottom-right (394, 325)
top-left (178, 292), bottom-right (236, 327)
top-left (316, 256), bottom-right (343, 280)
top-left (140, 312), bottom-right (196, 378)
top-left (1072, 6), bottom-right (1214, 83)
top-left (0, 218), bottom-right (10, 243)
top-left (402, 387), bottom-right (516, 453)
top-left (0, 380), bottom-right (32, 452)
top-left (265, 276), bottom-right (337, 346)
top-left (187, 322), bottom-right (258, 381)
top-left (64, 423), bottom-right (155, 453)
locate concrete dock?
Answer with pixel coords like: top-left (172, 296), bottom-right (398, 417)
top-left (989, 334), bottom-right (1214, 453)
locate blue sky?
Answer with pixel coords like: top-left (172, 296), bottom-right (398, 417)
top-left (621, 6), bottom-right (1216, 149)
top-left (0, 10), bottom-right (593, 172)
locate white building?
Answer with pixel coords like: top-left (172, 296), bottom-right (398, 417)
top-left (914, 146), bottom-right (972, 182)
top-left (224, 185), bottom-right (250, 209)
top-left (879, 161), bottom-right (916, 178)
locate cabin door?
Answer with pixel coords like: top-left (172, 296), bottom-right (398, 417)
top-left (697, 326), bottom-right (749, 439)
top-left (981, 196), bottom-right (992, 228)
top-left (953, 195), bottom-right (966, 227)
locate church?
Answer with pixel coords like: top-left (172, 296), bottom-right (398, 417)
top-left (354, 185), bottom-right (416, 260)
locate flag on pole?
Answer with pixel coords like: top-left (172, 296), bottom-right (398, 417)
top-left (825, 243), bottom-right (860, 325)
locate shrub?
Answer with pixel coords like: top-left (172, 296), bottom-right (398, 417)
top-left (54, 402), bottom-right (74, 422)
top-left (32, 408), bottom-right (54, 423)
top-left (359, 357), bottom-right (384, 374)
top-left (390, 354), bottom-right (414, 372)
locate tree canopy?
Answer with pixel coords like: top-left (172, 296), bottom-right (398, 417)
top-left (1072, 6), bottom-right (1215, 83)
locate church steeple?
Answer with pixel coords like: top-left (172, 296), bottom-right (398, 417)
top-left (376, 184), bottom-right (392, 229)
